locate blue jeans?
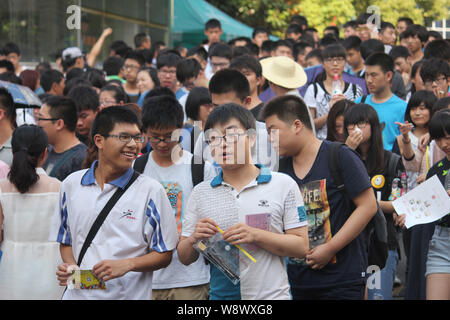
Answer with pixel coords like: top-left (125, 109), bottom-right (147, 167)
top-left (367, 250), bottom-right (399, 300)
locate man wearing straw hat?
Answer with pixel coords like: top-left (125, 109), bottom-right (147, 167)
top-left (261, 56), bottom-right (316, 135)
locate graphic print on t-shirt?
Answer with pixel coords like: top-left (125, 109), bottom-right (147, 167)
top-left (289, 179), bottom-right (336, 264)
top-left (162, 181), bottom-right (183, 234)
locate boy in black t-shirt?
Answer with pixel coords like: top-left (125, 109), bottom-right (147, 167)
top-left (261, 95), bottom-right (378, 300)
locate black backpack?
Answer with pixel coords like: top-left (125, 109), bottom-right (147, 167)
top-left (328, 142), bottom-right (398, 269)
top-left (133, 153), bottom-right (205, 187)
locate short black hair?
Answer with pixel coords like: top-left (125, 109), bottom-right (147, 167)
top-left (185, 87), bottom-right (212, 121)
top-left (134, 32), bottom-right (150, 48)
top-left (176, 58), bottom-right (202, 83)
top-left (205, 18), bottom-right (221, 30)
top-left (209, 69), bottom-right (250, 103)
top-left (3, 42), bottom-right (20, 56)
top-left (290, 15), bottom-right (308, 29)
top-left (324, 26), bottom-right (340, 39)
top-left (92, 106), bottom-right (141, 143)
top-left (260, 94), bottom-right (312, 130)
top-left (286, 24), bottom-right (302, 36)
top-left (424, 40), bottom-right (450, 61)
top-left (273, 40), bottom-right (293, 53)
top-left (365, 52), bottom-right (394, 73)
top-left (0, 72), bottom-right (21, 84)
top-left (420, 58), bottom-right (450, 83)
top-left (142, 95), bottom-right (184, 131)
top-left (428, 31), bottom-right (443, 41)
top-left (100, 84), bottom-right (128, 104)
top-left (44, 96), bottom-right (78, 132)
top-left (40, 69), bottom-right (64, 92)
top-left (360, 39), bottom-right (385, 60)
top-left (110, 40), bottom-right (131, 58)
top-left (402, 24), bottom-right (429, 44)
top-left (66, 68), bottom-right (84, 83)
top-left (186, 46), bottom-right (208, 62)
top-left (405, 90), bottom-right (437, 126)
top-left (343, 36), bottom-right (362, 51)
top-left (63, 77), bottom-right (91, 96)
top-left (124, 50), bottom-right (145, 67)
top-left (429, 108), bottom-right (450, 140)
top-left (252, 26), bottom-right (269, 39)
top-left (67, 85), bottom-right (99, 113)
top-left (157, 52), bottom-right (182, 69)
top-left (261, 40), bottom-right (275, 53)
top-left (0, 87), bottom-right (16, 126)
top-left (319, 34), bottom-right (338, 47)
top-left (0, 60), bottom-right (15, 73)
top-left (204, 103), bottom-right (256, 133)
top-left (230, 54), bottom-right (262, 77)
top-left (293, 42), bottom-right (314, 59)
top-left (379, 21), bottom-right (395, 33)
top-left (432, 96), bottom-right (450, 116)
top-left (305, 49), bottom-right (323, 62)
top-left (397, 17), bottom-right (414, 26)
top-left (356, 13), bottom-right (372, 25)
top-left (344, 21), bottom-right (358, 29)
top-left (144, 86), bottom-right (175, 100)
top-left (136, 49), bottom-right (154, 65)
top-left (103, 56), bottom-right (124, 76)
top-left (389, 45), bottom-right (411, 61)
top-left (209, 43), bottom-right (232, 60)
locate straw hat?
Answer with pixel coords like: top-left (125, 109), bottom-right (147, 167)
top-left (260, 56), bottom-right (307, 89)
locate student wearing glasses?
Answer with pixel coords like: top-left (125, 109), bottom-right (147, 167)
top-left (304, 44), bottom-right (363, 140)
top-left (123, 51), bottom-right (145, 103)
top-left (178, 103), bottom-right (309, 300)
top-left (37, 96), bottom-right (87, 181)
top-left (51, 106), bottom-right (178, 300)
top-left (134, 95), bottom-right (216, 300)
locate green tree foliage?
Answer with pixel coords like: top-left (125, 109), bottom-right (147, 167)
top-left (207, 0), bottom-right (449, 38)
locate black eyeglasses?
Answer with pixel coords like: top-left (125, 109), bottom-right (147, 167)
top-left (104, 133), bottom-right (145, 144)
top-left (206, 132), bottom-right (246, 146)
top-left (37, 117), bottom-right (60, 121)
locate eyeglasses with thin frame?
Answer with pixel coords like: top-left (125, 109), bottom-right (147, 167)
top-left (104, 133), bottom-right (145, 144)
top-left (424, 76), bottom-right (447, 87)
top-left (122, 64), bottom-right (140, 71)
top-left (148, 136), bottom-right (179, 144)
top-left (206, 132), bottom-right (246, 147)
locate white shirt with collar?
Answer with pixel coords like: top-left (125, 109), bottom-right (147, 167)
top-left (49, 160), bottom-right (178, 300)
top-left (182, 165), bottom-right (308, 300)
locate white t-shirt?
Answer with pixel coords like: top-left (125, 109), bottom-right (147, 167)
top-left (49, 162), bottom-right (178, 300)
top-left (143, 151), bottom-right (216, 289)
top-left (182, 166), bottom-right (308, 300)
top-left (304, 81), bottom-right (363, 140)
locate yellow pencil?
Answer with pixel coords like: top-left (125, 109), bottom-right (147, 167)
top-left (216, 226), bottom-right (257, 263)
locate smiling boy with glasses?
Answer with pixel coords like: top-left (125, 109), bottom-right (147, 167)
top-left (134, 95), bottom-right (216, 300)
top-left (178, 103), bottom-right (309, 300)
top-left (51, 106), bottom-right (178, 300)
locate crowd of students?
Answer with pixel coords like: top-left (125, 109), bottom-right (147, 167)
top-left (0, 11), bottom-right (448, 301)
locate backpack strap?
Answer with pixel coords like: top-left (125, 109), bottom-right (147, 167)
top-left (328, 142), bottom-right (345, 192)
top-left (191, 155), bottom-right (205, 187)
top-left (77, 170), bottom-right (140, 266)
top-left (133, 153), bottom-right (150, 174)
top-left (361, 95), bottom-right (367, 103)
top-left (385, 152), bottom-right (401, 191)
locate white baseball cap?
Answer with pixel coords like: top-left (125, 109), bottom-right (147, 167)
top-left (62, 47), bottom-right (83, 61)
